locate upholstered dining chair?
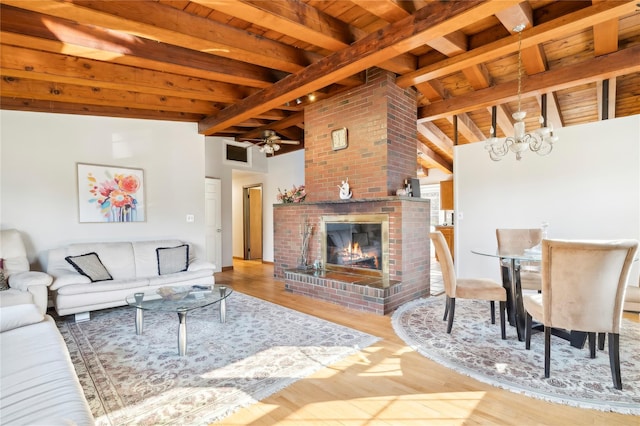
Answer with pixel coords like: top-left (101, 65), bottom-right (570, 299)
top-left (430, 231), bottom-right (507, 339)
top-left (523, 238), bottom-right (638, 390)
top-left (496, 228), bottom-right (542, 291)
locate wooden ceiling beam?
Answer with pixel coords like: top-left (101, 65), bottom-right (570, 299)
top-left (193, 0), bottom-right (354, 52)
top-left (417, 123), bottom-right (453, 161)
top-left (413, 65), bottom-right (484, 145)
top-left (593, 0), bottom-right (620, 56)
top-left (0, 77), bottom-right (221, 115)
top-left (495, 1), bottom-right (546, 74)
top-left (2, 0), bottom-right (311, 74)
top-left (0, 45), bottom-right (249, 103)
top-left (198, 0), bottom-right (519, 134)
top-left (419, 44), bottom-right (640, 120)
top-left (397, 1), bottom-right (637, 88)
top-left (0, 12), bottom-right (277, 88)
top-left (417, 140), bottom-right (452, 174)
top-left (0, 97), bottom-right (204, 122)
top-left (540, 91), bottom-right (564, 129)
top-left (197, 0), bottom-right (417, 75)
top-left (426, 31), bottom-right (468, 56)
top-left (359, 0), bottom-right (413, 22)
top-left (450, 113), bottom-right (486, 144)
top-left (238, 112), bottom-right (305, 140)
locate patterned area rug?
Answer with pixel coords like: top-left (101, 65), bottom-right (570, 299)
top-left (56, 292), bottom-right (380, 425)
top-left (392, 297), bottom-right (640, 415)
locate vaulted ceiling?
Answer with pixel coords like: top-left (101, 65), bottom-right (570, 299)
top-left (2, 1), bottom-right (639, 174)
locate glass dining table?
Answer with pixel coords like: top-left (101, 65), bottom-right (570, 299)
top-left (471, 248), bottom-right (586, 347)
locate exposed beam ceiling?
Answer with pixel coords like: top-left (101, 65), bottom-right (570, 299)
top-left (1, 0), bottom-right (638, 173)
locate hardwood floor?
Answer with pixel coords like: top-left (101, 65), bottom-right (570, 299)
top-left (213, 259), bottom-right (637, 426)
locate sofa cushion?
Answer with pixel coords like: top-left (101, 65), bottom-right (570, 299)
top-left (55, 277), bottom-right (149, 295)
top-left (156, 244), bottom-right (189, 275)
top-left (65, 252), bottom-right (113, 282)
top-left (67, 242), bottom-right (136, 280)
top-left (147, 268), bottom-right (214, 287)
top-left (0, 303), bottom-right (44, 332)
top-left (132, 240), bottom-right (184, 277)
top-left (0, 316), bottom-right (94, 425)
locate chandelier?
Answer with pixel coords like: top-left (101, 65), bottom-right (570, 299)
top-left (485, 24), bottom-right (558, 161)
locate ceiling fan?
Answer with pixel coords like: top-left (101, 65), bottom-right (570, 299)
top-left (240, 130), bottom-right (300, 155)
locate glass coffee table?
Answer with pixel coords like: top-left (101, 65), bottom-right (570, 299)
top-left (125, 284), bottom-right (232, 356)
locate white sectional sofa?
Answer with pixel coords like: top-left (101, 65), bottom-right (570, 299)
top-left (0, 302), bottom-right (94, 425)
top-left (47, 239), bottom-right (215, 321)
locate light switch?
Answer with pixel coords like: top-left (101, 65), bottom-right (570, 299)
top-left (186, 214), bottom-right (195, 223)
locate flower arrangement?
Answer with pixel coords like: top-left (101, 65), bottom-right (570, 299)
top-left (277, 184), bottom-right (306, 203)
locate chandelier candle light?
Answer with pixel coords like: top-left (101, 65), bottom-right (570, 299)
top-left (485, 24), bottom-right (558, 161)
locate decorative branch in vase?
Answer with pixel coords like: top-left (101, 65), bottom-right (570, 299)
top-left (299, 223), bottom-right (313, 269)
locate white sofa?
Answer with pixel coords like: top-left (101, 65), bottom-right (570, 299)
top-left (0, 229), bottom-right (53, 315)
top-left (0, 303), bottom-right (94, 425)
top-left (47, 239), bottom-right (215, 321)
top-left (623, 277), bottom-right (640, 312)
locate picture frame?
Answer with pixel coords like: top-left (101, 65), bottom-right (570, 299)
top-left (331, 127), bottom-right (348, 151)
top-left (77, 163), bottom-right (145, 223)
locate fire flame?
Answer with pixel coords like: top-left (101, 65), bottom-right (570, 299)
top-left (348, 242), bottom-right (361, 255)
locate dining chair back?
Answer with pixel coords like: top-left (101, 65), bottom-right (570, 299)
top-left (430, 231), bottom-right (507, 339)
top-left (496, 228), bottom-right (542, 291)
top-left (523, 238), bottom-right (638, 389)
top-left (496, 228), bottom-right (542, 254)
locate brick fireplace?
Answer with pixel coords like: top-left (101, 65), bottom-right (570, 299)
top-left (273, 68), bottom-right (431, 315)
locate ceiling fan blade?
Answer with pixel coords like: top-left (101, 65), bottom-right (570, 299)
top-left (278, 140), bottom-right (300, 145)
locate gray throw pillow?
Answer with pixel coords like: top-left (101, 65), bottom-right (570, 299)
top-left (65, 252), bottom-right (113, 282)
top-left (0, 269), bottom-right (8, 291)
top-left (156, 244), bottom-right (189, 275)
top-left (0, 259), bottom-right (7, 291)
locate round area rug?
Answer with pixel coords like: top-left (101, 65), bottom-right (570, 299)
top-left (392, 296), bottom-right (640, 414)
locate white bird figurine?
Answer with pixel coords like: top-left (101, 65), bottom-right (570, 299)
top-left (338, 178), bottom-right (352, 199)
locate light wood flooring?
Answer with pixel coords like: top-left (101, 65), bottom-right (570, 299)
top-left (213, 259), bottom-right (638, 426)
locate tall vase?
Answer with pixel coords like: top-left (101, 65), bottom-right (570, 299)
top-left (298, 224), bottom-right (313, 268)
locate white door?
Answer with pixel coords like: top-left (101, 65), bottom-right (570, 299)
top-left (205, 178), bottom-right (222, 273)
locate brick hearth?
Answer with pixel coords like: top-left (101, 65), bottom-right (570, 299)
top-left (274, 198), bottom-right (430, 314)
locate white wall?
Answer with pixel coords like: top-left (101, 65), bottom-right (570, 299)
top-left (263, 150), bottom-right (305, 262)
top-left (204, 146), bottom-right (303, 264)
top-left (1, 111), bottom-right (208, 271)
top-left (454, 114), bottom-right (640, 286)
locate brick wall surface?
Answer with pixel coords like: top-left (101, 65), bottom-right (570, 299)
top-left (274, 199), bottom-right (430, 280)
top-left (304, 68), bottom-right (417, 202)
top-left (274, 68), bottom-right (427, 314)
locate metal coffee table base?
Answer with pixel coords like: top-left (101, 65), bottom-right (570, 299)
top-left (134, 297), bottom-right (228, 356)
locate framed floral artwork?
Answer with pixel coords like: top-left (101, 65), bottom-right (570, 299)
top-left (77, 163), bottom-right (145, 223)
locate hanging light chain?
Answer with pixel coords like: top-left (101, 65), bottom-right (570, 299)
top-left (515, 24), bottom-right (525, 113)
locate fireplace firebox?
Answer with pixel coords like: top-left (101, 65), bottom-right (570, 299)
top-left (321, 214), bottom-right (389, 278)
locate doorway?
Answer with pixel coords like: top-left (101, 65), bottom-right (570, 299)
top-left (205, 178), bottom-right (222, 272)
top-left (243, 185), bottom-right (263, 260)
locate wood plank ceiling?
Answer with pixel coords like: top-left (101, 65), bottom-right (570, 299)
top-left (2, 1), bottom-right (639, 174)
